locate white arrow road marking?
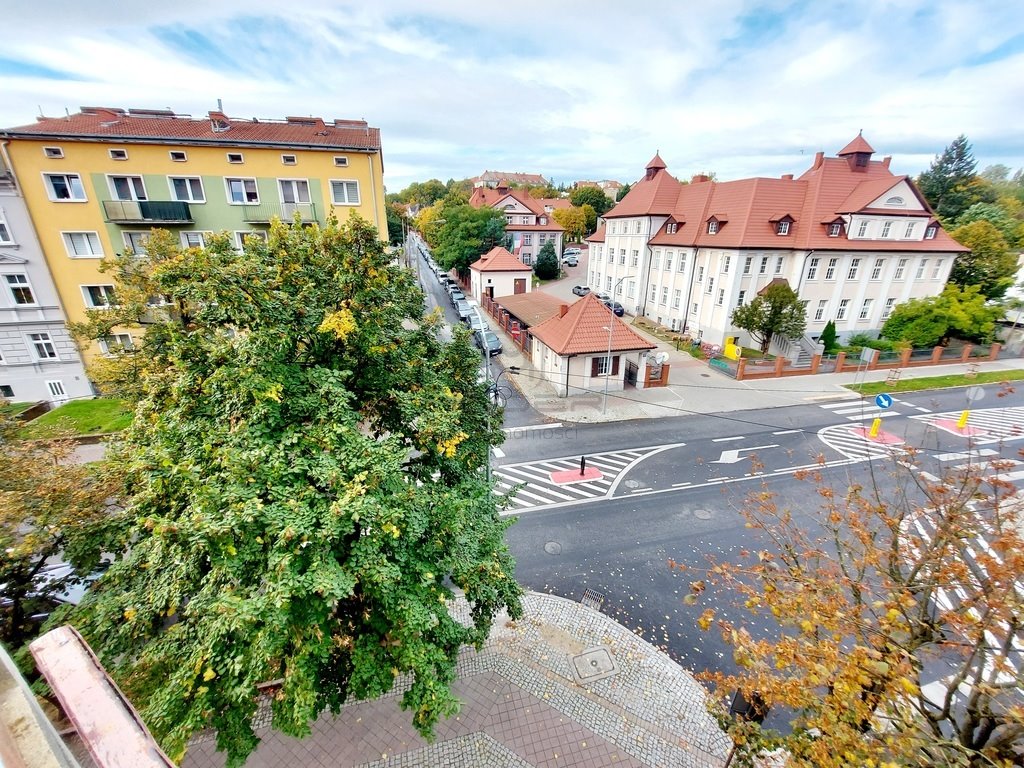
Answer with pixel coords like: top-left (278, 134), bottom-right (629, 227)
top-left (711, 444), bottom-right (780, 464)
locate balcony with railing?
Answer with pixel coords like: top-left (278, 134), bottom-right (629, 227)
top-left (102, 200), bottom-right (192, 225)
top-left (240, 202), bottom-right (319, 223)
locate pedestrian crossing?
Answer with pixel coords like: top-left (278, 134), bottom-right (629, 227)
top-left (816, 398), bottom-right (906, 421)
top-left (494, 445), bottom-right (679, 512)
top-left (816, 423), bottom-right (908, 460)
top-left (912, 406), bottom-right (1024, 444)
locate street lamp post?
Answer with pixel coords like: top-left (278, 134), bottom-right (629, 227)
top-left (471, 305), bottom-right (493, 484)
top-left (603, 274), bottom-right (634, 414)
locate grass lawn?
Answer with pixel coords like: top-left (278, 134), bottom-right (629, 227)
top-left (1, 401), bottom-right (34, 417)
top-left (20, 398), bottom-right (132, 438)
top-left (846, 369), bottom-right (1024, 396)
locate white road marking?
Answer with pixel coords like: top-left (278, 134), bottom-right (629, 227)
top-left (712, 436), bottom-right (745, 442)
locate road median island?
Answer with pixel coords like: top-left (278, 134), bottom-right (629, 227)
top-left (845, 369), bottom-right (1024, 397)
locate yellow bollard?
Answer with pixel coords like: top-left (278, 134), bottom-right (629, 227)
top-left (957, 410), bottom-right (969, 429)
top-left (869, 418), bottom-right (881, 438)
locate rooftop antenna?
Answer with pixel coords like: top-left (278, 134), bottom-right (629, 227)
top-left (217, 98), bottom-right (223, 112)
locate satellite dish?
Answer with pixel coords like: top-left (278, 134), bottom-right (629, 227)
top-left (655, 352), bottom-right (669, 364)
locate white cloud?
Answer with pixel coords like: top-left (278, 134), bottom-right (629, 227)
top-left (2, 0), bottom-right (1022, 190)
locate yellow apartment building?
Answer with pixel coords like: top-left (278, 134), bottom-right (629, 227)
top-left (0, 106), bottom-right (386, 358)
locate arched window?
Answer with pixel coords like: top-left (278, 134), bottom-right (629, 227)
top-left (884, 196), bottom-right (905, 206)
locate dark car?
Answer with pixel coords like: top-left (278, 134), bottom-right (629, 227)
top-left (603, 300), bottom-right (625, 317)
top-left (474, 330), bottom-right (503, 356)
top-left (572, 285), bottom-right (591, 296)
top-left (449, 289), bottom-right (466, 304)
top-left (454, 299), bottom-right (474, 321)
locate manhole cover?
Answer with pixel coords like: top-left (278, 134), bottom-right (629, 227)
top-left (544, 541), bottom-right (562, 555)
top-left (694, 508), bottom-right (712, 520)
top-left (568, 646), bottom-right (618, 685)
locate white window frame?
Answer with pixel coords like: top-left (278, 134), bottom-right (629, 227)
top-left (697, 266), bottom-right (704, 283)
top-left (776, 220), bottom-right (790, 236)
top-left (0, 209), bottom-right (14, 245)
top-left (333, 156), bottom-right (349, 167)
top-left (62, 231), bottom-right (103, 258)
top-left (594, 355), bottom-right (611, 376)
top-left (743, 256), bottom-right (752, 275)
top-left (759, 257), bottom-right (768, 275)
top-left (27, 332), bottom-right (58, 361)
top-left (278, 178), bottom-right (311, 205)
top-left (894, 258), bottom-right (908, 280)
top-left (330, 179), bottom-right (360, 206)
top-left (98, 333), bottom-right (134, 355)
top-left (924, 225), bottom-right (937, 240)
top-left (859, 299), bottom-right (873, 320)
top-left (847, 258), bottom-right (861, 280)
top-left (880, 221), bottom-right (892, 238)
top-left (618, 249), bottom-right (626, 265)
top-left (169, 150), bottom-right (188, 162)
top-left (673, 289), bottom-right (681, 308)
top-left (836, 298), bottom-right (850, 320)
top-left (168, 176), bottom-right (206, 203)
top-left (236, 230), bottom-right (269, 248)
top-left (652, 250), bottom-right (661, 269)
top-left (825, 258), bottom-right (837, 280)
top-left (882, 297), bottom-right (896, 319)
top-left (227, 152), bottom-right (244, 164)
top-left (774, 256), bottom-right (784, 275)
top-left (723, 255), bottom-right (731, 273)
top-left (678, 255), bottom-right (686, 273)
top-left (661, 286), bottom-right (669, 305)
top-left (814, 300), bottom-right (827, 321)
top-left (181, 231), bottom-right (212, 248)
top-left (828, 222), bottom-right (842, 237)
top-left (856, 220), bottom-right (868, 238)
top-left (43, 146), bottom-right (64, 159)
top-left (43, 172), bottom-right (87, 202)
top-left (81, 284), bottom-right (117, 308)
top-left (933, 259), bottom-right (944, 279)
top-left (870, 258), bottom-right (884, 280)
top-left (707, 220), bottom-right (719, 235)
top-left (46, 380), bottom-right (66, 399)
top-left (107, 174), bottom-right (147, 201)
top-left (631, 249), bottom-right (639, 266)
top-left (706, 276), bottom-right (714, 295)
top-left (648, 285), bottom-right (657, 302)
top-left (665, 253), bottom-right (673, 271)
top-left (122, 231), bottom-right (150, 255)
top-left (916, 259), bottom-right (928, 279)
top-left (736, 290), bottom-right (746, 308)
top-left (806, 257), bottom-right (819, 280)
top-left (4, 273), bottom-right (36, 306)
top-left (226, 177), bottom-right (259, 205)
top-left (108, 148), bottom-right (128, 161)
top-left (281, 154), bottom-right (297, 166)
top-left (717, 288), bottom-right (725, 306)
top-left (904, 222), bottom-right (916, 238)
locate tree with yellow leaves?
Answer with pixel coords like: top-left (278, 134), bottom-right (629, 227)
top-left (67, 215), bottom-right (522, 767)
top-left (679, 446), bottom-right (1024, 767)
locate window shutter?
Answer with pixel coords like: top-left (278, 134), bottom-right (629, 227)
top-left (591, 357), bottom-right (600, 377)
top-left (611, 356), bottom-right (620, 376)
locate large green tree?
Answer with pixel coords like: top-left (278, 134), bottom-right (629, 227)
top-left (67, 218), bottom-right (522, 766)
top-left (385, 202), bottom-right (406, 246)
top-left (949, 220), bottom-right (1018, 299)
top-left (616, 183), bottom-right (631, 201)
top-left (569, 186), bottom-right (613, 216)
top-left (551, 206), bottom-right (587, 242)
top-left (432, 204), bottom-right (507, 274)
top-left (881, 284), bottom-right (1001, 346)
top-left (396, 179), bottom-right (448, 206)
top-left (730, 282), bottom-right (807, 355)
top-left (916, 135), bottom-right (980, 223)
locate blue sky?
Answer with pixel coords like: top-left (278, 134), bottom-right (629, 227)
top-left (3, 1), bottom-right (1023, 192)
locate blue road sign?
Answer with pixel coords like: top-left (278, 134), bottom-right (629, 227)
top-left (875, 393), bottom-right (893, 409)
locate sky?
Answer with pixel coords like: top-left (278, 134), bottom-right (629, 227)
top-left (3, 1), bottom-right (1023, 193)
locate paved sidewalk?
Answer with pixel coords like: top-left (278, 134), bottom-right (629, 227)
top-left (496, 319), bottom-right (1023, 423)
top-left (183, 593), bottom-right (730, 768)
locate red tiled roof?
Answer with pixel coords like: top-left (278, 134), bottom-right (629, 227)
top-left (837, 132), bottom-right (875, 156)
top-left (2, 107), bottom-right (381, 150)
top-left (507, 223), bottom-right (565, 232)
top-left (586, 224), bottom-right (606, 243)
top-left (470, 246), bottom-right (533, 273)
top-left (537, 198), bottom-right (572, 210)
top-left (475, 171), bottom-right (548, 185)
top-left (530, 294), bottom-right (656, 356)
top-left (493, 291), bottom-right (566, 327)
top-left (469, 188), bottom-right (565, 231)
top-left (646, 153), bottom-right (667, 171)
top-left (603, 163), bottom-right (683, 218)
top-left (624, 138), bottom-right (966, 253)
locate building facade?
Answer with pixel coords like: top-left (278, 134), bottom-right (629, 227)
top-left (0, 159), bottom-right (91, 404)
top-left (468, 185), bottom-right (564, 265)
top-left (472, 171), bottom-right (548, 189)
top-left (587, 136), bottom-right (966, 353)
top-left (1, 106), bottom-right (386, 358)
top-left (469, 247), bottom-right (533, 301)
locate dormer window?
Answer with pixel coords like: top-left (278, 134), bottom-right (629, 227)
top-left (776, 221), bottom-right (790, 236)
top-left (539, 216), bottom-right (547, 225)
top-left (828, 222), bottom-right (842, 237)
top-left (707, 220), bottom-right (719, 235)
top-left (925, 225), bottom-right (937, 240)
top-left (666, 222), bottom-right (678, 234)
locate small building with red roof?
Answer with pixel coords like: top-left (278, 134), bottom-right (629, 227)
top-left (469, 184), bottom-right (564, 265)
top-left (586, 137), bottom-right (967, 355)
top-left (469, 246), bottom-right (533, 301)
top-left (529, 294), bottom-right (656, 397)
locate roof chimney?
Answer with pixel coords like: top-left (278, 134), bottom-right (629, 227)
top-left (691, 174), bottom-right (710, 184)
top-left (882, 155), bottom-right (892, 169)
top-left (559, 304), bottom-right (569, 317)
top-left (781, 173), bottom-right (793, 181)
top-left (811, 151), bottom-right (824, 170)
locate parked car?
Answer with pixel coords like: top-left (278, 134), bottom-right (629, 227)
top-left (561, 255), bottom-right (578, 267)
top-left (595, 291), bottom-right (611, 302)
top-left (450, 288), bottom-right (466, 304)
top-left (572, 285), bottom-right (591, 296)
top-left (563, 247), bottom-right (581, 257)
top-left (454, 299), bottom-right (474, 321)
top-left (466, 313), bottom-right (489, 333)
top-left (474, 330), bottom-right (503, 356)
top-left (602, 300), bottom-right (625, 317)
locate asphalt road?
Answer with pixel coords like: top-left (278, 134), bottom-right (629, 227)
top-left (501, 386), bottom-right (1024, 684)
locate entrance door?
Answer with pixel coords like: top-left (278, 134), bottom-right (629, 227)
top-left (625, 361), bottom-right (638, 387)
top-left (513, 278), bottom-right (526, 294)
top-left (46, 380), bottom-right (69, 405)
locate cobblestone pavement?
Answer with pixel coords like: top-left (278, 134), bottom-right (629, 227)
top-left (182, 593), bottom-right (730, 768)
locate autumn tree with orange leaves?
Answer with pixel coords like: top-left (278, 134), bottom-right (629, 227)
top-left (677, 429), bottom-right (1024, 767)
